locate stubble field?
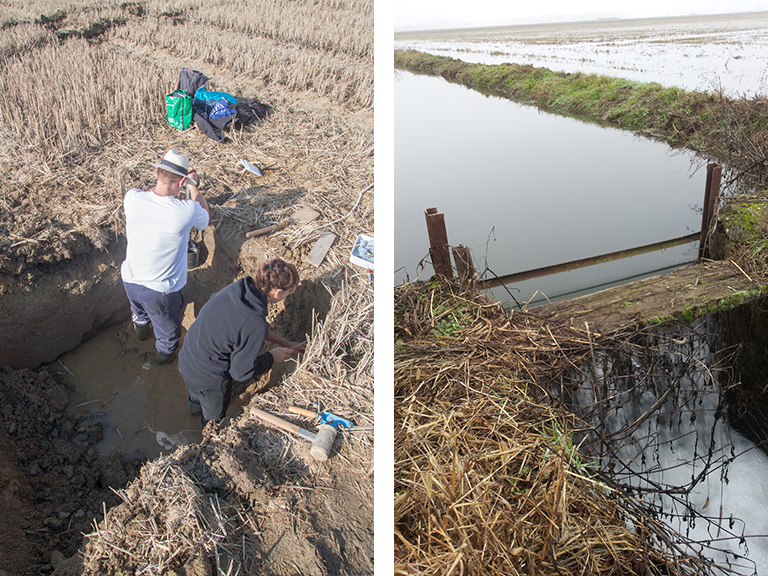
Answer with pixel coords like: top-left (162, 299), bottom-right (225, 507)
top-left (0, 0), bottom-right (375, 574)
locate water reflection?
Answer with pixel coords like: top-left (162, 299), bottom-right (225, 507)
top-left (395, 70), bottom-right (704, 306)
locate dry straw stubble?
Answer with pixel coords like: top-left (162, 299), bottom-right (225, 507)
top-left (0, 0), bottom-right (373, 273)
top-left (394, 281), bottom-right (713, 576)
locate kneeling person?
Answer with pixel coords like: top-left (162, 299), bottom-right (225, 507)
top-left (179, 259), bottom-right (306, 426)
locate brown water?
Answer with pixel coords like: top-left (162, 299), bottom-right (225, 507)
top-left (57, 323), bottom-right (242, 459)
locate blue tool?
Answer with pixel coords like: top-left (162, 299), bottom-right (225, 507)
top-left (318, 411), bottom-right (354, 430)
top-left (289, 406), bottom-right (354, 430)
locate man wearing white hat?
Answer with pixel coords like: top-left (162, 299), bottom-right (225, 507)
top-left (121, 149), bottom-right (210, 364)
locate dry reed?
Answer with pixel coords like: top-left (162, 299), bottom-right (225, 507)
top-left (142, 0), bottom-right (373, 59)
top-left (0, 0), bottom-right (372, 276)
top-left (0, 38), bottom-right (172, 155)
top-left (395, 387), bottom-right (684, 575)
top-left (395, 280), bottom-right (749, 576)
top-left (283, 272), bottom-right (374, 424)
top-left (716, 192), bottom-right (768, 285)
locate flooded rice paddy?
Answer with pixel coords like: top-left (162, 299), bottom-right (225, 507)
top-left (395, 11), bottom-right (768, 97)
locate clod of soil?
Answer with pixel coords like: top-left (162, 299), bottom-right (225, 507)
top-left (0, 366), bottom-right (144, 575)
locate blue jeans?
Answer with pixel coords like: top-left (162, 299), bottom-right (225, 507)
top-left (122, 281), bottom-right (185, 355)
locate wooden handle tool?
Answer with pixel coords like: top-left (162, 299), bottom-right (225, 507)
top-left (288, 406), bottom-right (317, 418)
top-left (245, 221), bottom-right (289, 238)
top-left (251, 406), bottom-right (315, 441)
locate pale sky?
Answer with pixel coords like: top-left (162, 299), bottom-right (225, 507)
top-left (394, 0), bottom-right (767, 31)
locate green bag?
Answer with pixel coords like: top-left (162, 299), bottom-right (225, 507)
top-left (165, 89), bottom-right (192, 130)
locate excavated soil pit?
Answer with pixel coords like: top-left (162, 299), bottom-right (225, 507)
top-left (59, 327), bottom-right (204, 460)
top-left (0, 222), bottom-right (343, 575)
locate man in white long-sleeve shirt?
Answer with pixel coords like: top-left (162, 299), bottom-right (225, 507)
top-left (120, 149), bottom-right (210, 364)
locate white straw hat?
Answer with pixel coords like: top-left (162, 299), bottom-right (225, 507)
top-left (152, 149), bottom-right (197, 186)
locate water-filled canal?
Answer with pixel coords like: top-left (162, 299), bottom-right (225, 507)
top-left (395, 70), bottom-right (705, 306)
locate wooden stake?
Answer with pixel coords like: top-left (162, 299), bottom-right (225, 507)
top-left (425, 208), bottom-right (453, 280)
top-left (698, 163), bottom-right (721, 260)
top-left (245, 221), bottom-right (289, 238)
top-left (452, 244), bottom-right (474, 291)
top-left (306, 232), bottom-right (336, 267)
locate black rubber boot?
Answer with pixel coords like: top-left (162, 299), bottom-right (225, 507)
top-left (188, 400), bottom-right (202, 416)
top-left (134, 322), bottom-right (151, 342)
top-left (155, 350), bottom-right (175, 365)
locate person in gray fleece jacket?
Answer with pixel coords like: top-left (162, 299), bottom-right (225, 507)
top-left (179, 259), bottom-right (306, 426)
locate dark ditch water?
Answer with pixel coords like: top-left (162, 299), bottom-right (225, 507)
top-left (395, 70), bottom-right (704, 306)
top-left (559, 316), bottom-right (768, 572)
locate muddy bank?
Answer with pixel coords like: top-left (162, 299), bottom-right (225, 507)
top-left (0, 182), bottom-right (372, 575)
top-left (0, 101), bottom-right (373, 576)
top-left (46, 262), bottom-right (374, 576)
top-left (0, 212), bottom-right (335, 371)
top-left (0, 240), bottom-right (127, 369)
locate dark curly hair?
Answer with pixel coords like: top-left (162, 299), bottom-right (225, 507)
top-left (253, 259), bottom-right (299, 295)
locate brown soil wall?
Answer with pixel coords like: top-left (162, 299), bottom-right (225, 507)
top-left (0, 219), bottom-right (245, 370)
top-left (0, 239), bottom-right (129, 370)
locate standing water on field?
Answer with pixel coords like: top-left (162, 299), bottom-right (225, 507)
top-left (395, 12), bottom-right (768, 98)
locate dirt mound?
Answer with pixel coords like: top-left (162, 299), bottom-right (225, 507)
top-left (0, 366), bottom-right (144, 575)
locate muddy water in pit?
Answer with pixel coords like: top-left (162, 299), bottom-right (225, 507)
top-left (57, 324), bottom-right (244, 460)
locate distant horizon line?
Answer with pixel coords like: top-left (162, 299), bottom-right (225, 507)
top-left (394, 9), bottom-right (767, 35)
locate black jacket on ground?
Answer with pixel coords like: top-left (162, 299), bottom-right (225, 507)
top-left (179, 277), bottom-right (274, 388)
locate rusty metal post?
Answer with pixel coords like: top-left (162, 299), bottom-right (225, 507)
top-left (424, 208), bottom-right (453, 279)
top-left (699, 163), bottom-right (721, 260)
top-left (452, 244), bottom-right (474, 291)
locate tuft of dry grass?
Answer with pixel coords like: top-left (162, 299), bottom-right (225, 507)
top-left (283, 274), bottom-right (374, 428)
top-left (84, 459), bottom-right (208, 574)
top-left (395, 387), bottom-right (685, 576)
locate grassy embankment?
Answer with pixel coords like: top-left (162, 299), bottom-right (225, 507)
top-left (395, 49), bottom-right (768, 193)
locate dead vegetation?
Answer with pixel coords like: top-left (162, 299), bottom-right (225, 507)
top-left (77, 279), bottom-right (373, 575)
top-left (0, 0), bottom-right (373, 276)
top-left (395, 280), bottom-right (759, 575)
